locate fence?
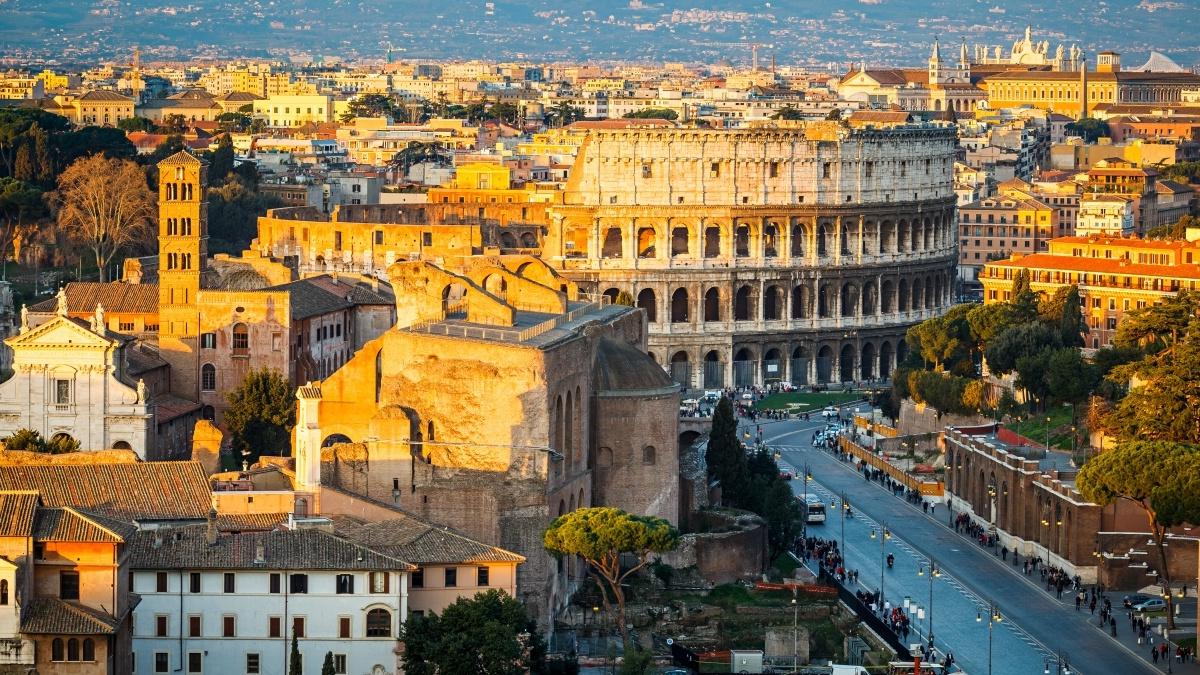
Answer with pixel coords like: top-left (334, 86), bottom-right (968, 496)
top-left (839, 437), bottom-right (943, 497)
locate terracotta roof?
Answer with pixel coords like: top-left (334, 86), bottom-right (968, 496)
top-left (1157, 179), bottom-right (1194, 194)
top-left (218, 91), bottom-right (263, 102)
top-left (987, 253), bottom-right (1200, 279)
top-left (568, 119), bottom-right (675, 130)
top-left (150, 394), bottom-right (202, 424)
top-left (32, 507), bottom-right (135, 543)
top-left (848, 110), bottom-right (913, 124)
top-left (335, 515), bottom-right (525, 565)
top-left (215, 512), bottom-right (289, 532)
top-left (1052, 235), bottom-right (1196, 250)
top-left (125, 341), bottom-right (168, 376)
top-left (0, 462), bottom-right (211, 521)
top-left (157, 150), bottom-right (205, 166)
top-left (300, 274), bottom-right (394, 306)
top-left (77, 90), bottom-right (133, 102)
top-left (21, 597), bottom-right (121, 635)
top-left (128, 526), bottom-right (416, 571)
top-left (0, 491), bottom-right (39, 537)
top-left (27, 282), bottom-right (158, 315)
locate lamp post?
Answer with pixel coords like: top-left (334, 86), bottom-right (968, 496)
top-left (802, 464), bottom-right (812, 540)
top-left (976, 603), bottom-right (1002, 675)
top-left (1044, 652), bottom-right (1072, 674)
top-left (1045, 415), bottom-right (1052, 453)
top-left (792, 590), bottom-right (799, 671)
top-left (871, 523), bottom-right (892, 605)
top-left (918, 557), bottom-right (941, 648)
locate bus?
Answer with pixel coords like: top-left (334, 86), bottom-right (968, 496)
top-left (803, 494), bottom-right (826, 524)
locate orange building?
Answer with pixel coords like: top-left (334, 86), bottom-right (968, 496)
top-left (980, 233), bottom-right (1200, 347)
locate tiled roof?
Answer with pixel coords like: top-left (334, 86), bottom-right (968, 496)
top-left (32, 507), bottom-right (135, 543)
top-left (128, 526), bottom-right (415, 571)
top-left (331, 507), bottom-right (524, 565)
top-left (215, 512), bottom-right (289, 532)
top-left (218, 91), bottom-right (263, 102)
top-left (77, 90), bottom-right (133, 102)
top-left (157, 150), bottom-right (205, 166)
top-left (302, 275), bottom-right (394, 306)
top-left (987, 253), bottom-right (1200, 279)
top-left (125, 341), bottom-right (168, 376)
top-left (150, 394), bottom-right (203, 424)
top-left (0, 462), bottom-right (211, 521)
top-left (0, 491), bottom-right (39, 537)
top-left (27, 282), bottom-right (159, 315)
top-left (21, 597), bottom-right (120, 635)
top-left (262, 278), bottom-right (352, 320)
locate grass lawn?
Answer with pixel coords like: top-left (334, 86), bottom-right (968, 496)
top-left (1010, 404), bottom-right (1083, 453)
top-left (755, 391), bottom-right (862, 411)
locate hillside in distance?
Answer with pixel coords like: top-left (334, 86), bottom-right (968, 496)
top-left (3, 0), bottom-right (1198, 68)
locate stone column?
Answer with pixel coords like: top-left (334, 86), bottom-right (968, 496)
top-left (833, 216), bottom-right (843, 264)
top-left (857, 215), bottom-right (865, 263)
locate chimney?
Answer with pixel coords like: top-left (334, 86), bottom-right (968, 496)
top-left (254, 544), bottom-right (265, 564)
top-left (205, 507), bottom-right (218, 546)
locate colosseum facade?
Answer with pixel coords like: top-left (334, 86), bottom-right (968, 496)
top-left (540, 121), bottom-right (959, 389)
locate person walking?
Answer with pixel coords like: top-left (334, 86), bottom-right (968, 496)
top-left (1110, 616), bottom-right (1117, 637)
top-left (1154, 647), bottom-right (1160, 664)
top-left (1076, 593), bottom-right (1082, 611)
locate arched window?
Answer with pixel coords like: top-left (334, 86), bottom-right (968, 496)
top-left (636, 289), bottom-right (657, 323)
top-left (365, 608), bottom-right (391, 637)
top-left (704, 288), bottom-right (720, 322)
top-left (0, 579), bottom-right (8, 605)
top-left (670, 288), bottom-right (689, 323)
top-left (201, 364), bottom-right (216, 392)
top-left (52, 639), bottom-right (63, 662)
top-left (232, 323), bottom-right (249, 355)
top-left (597, 447), bottom-right (613, 468)
top-left (642, 446), bottom-right (656, 465)
top-left (82, 638), bottom-right (95, 662)
top-left (67, 638), bottom-right (79, 661)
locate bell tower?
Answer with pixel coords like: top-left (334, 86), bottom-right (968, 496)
top-left (156, 151), bottom-right (208, 399)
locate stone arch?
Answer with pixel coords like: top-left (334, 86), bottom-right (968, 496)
top-left (733, 346), bottom-right (756, 387)
top-left (670, 287), bottom-right (690, 323)
top-left (897, 220), bottom-right (909, 253)
top-left (734, 285), bottom-right (755, 321)
top-left (763, 347), bottom-right (783, 383)
top-left (791, 284), bottom-right (810, 319)
top-left (817, 221), bottom-right (831, 256)
top-left (861, 342), bottom-right (877, 380)
top-left (840, 282), bottom-right (859, 317)
top-left (816, 345), bottom-right (834, 384)
top-left (704, 225), bottom-right (721, 258)
top-left (520, 231), bottom-right (538, 247)
top-left (637, 288), bottom-right (657, 323)
top-left (642, 445), bottom-right (657, 465)
top-left (817, 283), bottom-right (834, 318)
top-left (763, 222), bottom-right (779, 258)
top-left (763, 285), bottom-right (783, 321)
top-left (880, 220), bottom-right (895, 254)
top-left (910, 221), bottom-right (920, 253)
top-left (879, 341), bottom-right (895, 379)
top-left (862, 280), bottom-right (877, 315)
top-left (601, 227), bottom-right (622, 258)
top-left (790, 223), bottom-right (807, 257)
top-left (322, 433), bottom-right (353, 447)
top-left (564, 390), bottom-right (574, 463)
top-left (898, 278), bottom-right (910, 312)
top-left (863, 220), bottom-right (879, 255)
top-left (881, 279), bottom-right (894, 313)
top-left (703, 350), bottom-right (723, 388)
top-left (910, 278), bottom-right (923, 312)
top-left (791, 345), bottom-right (811, 386)
top-left (734, 224), bottom-right (751, 257)
top-left (923, 218), bottom-right (933, 250)
top-left (112, 441), bottom-right (133, 451)
top-left (499, 231), bottom-right (518, 248)
top-left (703, 287), bottom-right (720, 322)
top-left (840, 221), bottom-right (853, 255)
top-left (669, 351), bottom-right (691, 386)
top-left (602, 287), bottom-right (620, 304)
top-left (483, 273), bottom-right (508, 298)
top-left (636, 227), bottom-right (657, 258)
top-left (671, 226), bottom-right (689, 257)
top-left (839, 344), bottom-right (856, 383)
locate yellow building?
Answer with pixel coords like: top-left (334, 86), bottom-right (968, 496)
top-left (69, 90), bottom-right (136, 126)
top-left (980, 62), bottom-right (1200, 119)
top-left (35, 69), bottom-right (74, 92)
top-left (252, 94), bottom-right (333, 128)
top-left (0, 74), bottom-right (43, 100)
top-left (980, 233), bottom-right (1200, 347)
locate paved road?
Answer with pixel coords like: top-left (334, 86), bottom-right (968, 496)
top-left (741, 413), bottom-right (1159, 675)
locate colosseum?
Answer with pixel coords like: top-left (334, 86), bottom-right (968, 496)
top-left (540, 121), bottom-right (959, 389)
top-left (249, 120), bottom-right (958, 390)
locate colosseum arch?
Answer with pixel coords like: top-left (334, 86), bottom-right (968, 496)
top-left (601, 227), bottom-right (623, 258)
top-left (924, 275), bottom-right (934, 309)
top-left (862, 280), bottom-right (878, 315)
top-left (733, 346), bottom-right (757, 387)
top-left (735, 223), bottom-right (752, 257)
top-left (763, 347), bottom-right (783, 383)
top-left (602, 288), bottom-right (620, 304)
top-left (923, 218), bottom-right (934, 251)
top-left (791, 284), bottom-right (810, 319)
top-left (879, 341), bottom-right (895, 379)
top-left (839, 344), bottom-right (856, 383)
top-left (790, 223), bottom-right (807, 258)
top-left (671, 226), bottom-right (690, 257)
top-left (704, 225), bottom-right (721, 258)
top-left (671, 288), bottom-right (690, 323)
top-left (816, 345), bottom-right (834, 384)
top-left (863, 220), bottom-right (879, 255)
top-left (791, 346), bottom-right (811, 386)
top-left (483, 274), bottom-right (508, 298)
top-left (637, 288), bottom-right (657, 323)
top-left (861, 342), bottom-right (877, 380)
top-left (840, 221), bottom-right (853, 256)
top-left (669, 350), bottom-right (691, 386)
top-left (910, 221), bottom-right (921, 252)
top-left (817, 221), bottom-right (831, 256)
top-left (881, 279), bottom-right (894, 313)
top-left (897, 220), bottom-right (909, 253)
top-left (880, 220), bottom-right (895, 254)
top-left (499, 231), bottom-right (519, 248)
top-left (763, 222), bottom-right (779, 258)
top-left (704, 287), bottom-right (721, 322)
top-left (818, 283), bottom-right (836, 318)
top-left (637, 227), bottom-right (658, 258)
top-left (911, 278), bottom-right (924, 311)
top-left (520, 232), bottom-right (538, 248)
top-left (734, 285), bottom-right (756, 321)
top-left (898, 279), bottom-right (910, 311)
top-left (763, 285), bottom-right (783, 320)
top-left (840, 282), bottom-right (859, 317)
top-left (703, 350), bottom-right (723, 388)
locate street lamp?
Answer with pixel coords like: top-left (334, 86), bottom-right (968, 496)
top-left (918, 557), bottom-right (941, 648)
top-left (1045, 415), bottom-right (1052, 453)
top-left (870, 523), bottom-right (892, 606)
top-left (792, 591), bottom-right (799, 671)
top-left (976, 603), bottom-right (1002, 675)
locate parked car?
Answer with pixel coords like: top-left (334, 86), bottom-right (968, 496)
top-left (1133, 597), bottom-right (1168, 613)
top-left (821, 406), bottom-right (839, 418)
top-left (1123, 593), bottom-right (1153, 608)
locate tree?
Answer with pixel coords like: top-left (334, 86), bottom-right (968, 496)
top-left (612, 291), bottom-right (634, 307)
top-left (1145, 215), bottom-right (1198, 240)
top-left (321, 651), bottom-right (336, 675)
top-left (43, 434), bottom-right (80, 454)
top-left (206, 177), bottom-right (284, 254)
top-left (706, 396), bottom-right (749, 499)
top-left (905, 305), bottom-right (972, 374)
top-left (117, 116), bottom-right (154, 132)
top-left (1039, 285), bottom-right (1085, 348)
top-left (623, 108), bottom-right (678, 121)
top-left (399, 589), bottom-right (544, 675)
top-left (207, 134), bottom-right (235, 185)
top-left (984, 322), bottom-right (1061, 375)
top-left (545, 101), bottom-right (584, 128)
top-left (1009, 269), bottom-right (1039, 322)
top-left (55, 154), bottom-right (154, 282)
top-left (216, 111), bottom-right (251, 133)
top-left (54, 126), bottom-right (136, 167)
top-left (488, 102), bottom-right (522, 125)
top-left (13, 143), bottom-right (34, 183)
top-left (0, 109), bottom-right (70, 177)
top-left (340, 93), bottom-right (399, 122)
top-left (224, 368), bottom-right (296, 462)
top-left (288, 633), bottom-right (301, 675)
top-left (160, 114), bottom-right (188, 134)
top-left (2, 428), bottom-right (44, 452)
top-left (543, 508), bottom-right (679, 647)
top-left (1078, 441), bottom-right (1200, 629)
top-left (1043, 347), bottom-right (1096, 405)
top-left (1065, 118), bottom-right (1110, 143)
top-left (743, 449), bottom-right (804, 558)
top-left (771, 106), bottom-right (804, 120)
top-left (0, 177), bottom-right (44, 276)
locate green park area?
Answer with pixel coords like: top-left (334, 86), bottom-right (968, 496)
top-left (754, 391), bottom-right (862, 412)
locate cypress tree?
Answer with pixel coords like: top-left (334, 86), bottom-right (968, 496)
top-left (706, 396), bottom-right (749, 504)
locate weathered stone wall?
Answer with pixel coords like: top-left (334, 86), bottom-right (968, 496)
top-left (898, 398), bottom-right (991, 436)
top-left (660, 511), bottom-right (768, 584)
top-left (591, 390), bottom-right (681, 524)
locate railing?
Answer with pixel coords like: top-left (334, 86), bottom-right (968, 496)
top-left (569, 248), bottom-right (957, 271)
top-left (839, 436), bottom-right (943, 496)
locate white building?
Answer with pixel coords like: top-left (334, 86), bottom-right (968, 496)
top-left (0, 298), bottom-right (152, 456)
top-left (1076, 194), bottom-right (1135, 237)
top-left (130, 524), bottom-right (413, 675)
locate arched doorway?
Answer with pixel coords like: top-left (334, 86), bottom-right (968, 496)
top-left (734, 286), bottom-right (754, 321)
top-left (601, 228), bottom-right (622, 258)
top-left (670, 288), bottom-right (689, 323)
top-left (637, 289), bottom-right (657, 323)
top-left (763, 348), bottom-right (782, 384)
top-left (839, 344), bottom-right (855, 383)
top-left (704, 288), bottom-right (720, 322)
top-left (322, 433), bottom-right (353, 447)
top-left (791, 346), bottom-right (810, 386)
top-left (763, 285), bottom-right (782, 320)
top-left (879, 342), bottom-right (894, 380)
top-left (703, 350), bottom-right (724, 388)
top-left (733, 347), bottom-right (755, 387)
top-left (669, 351), bottom-right (691, 387)
top-left (816, 346), bottom-right (834, 384)
top-left (860, 342), bottom-right (877, 380)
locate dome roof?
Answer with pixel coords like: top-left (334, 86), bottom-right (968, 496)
top-left (591, 338), bottom-right (677, 395)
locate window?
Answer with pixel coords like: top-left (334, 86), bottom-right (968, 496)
top-left (365, 608), bottom-right (391, 637)
top-left (374, 230), bottom-right (384, 245)
top-left (339, 616), bottom-right (351, 639)
top-left (444, 567), bottom-right (457, 587)
top-left (222, 615), bottom-right (235, 637)
top-left (292, 616), bottom-right (306, 638)
top-left (269, 616), bottom-right (282, 638)
top-left (369, 572), bottom-right (388, 594)
top-left (189, 572), bottom-right (201, 593)
top-left (336, 574), bottom-right (354, 594)
top-left (477, 566), bottom-right (489, 587)
top-left (412, 568), bottom-right (424, 588)
top-left (155, 615), bottom-right (168, 637)
top-left (272, 332), bottom-right (283, 351)
top-left (232, 323), bottom-right (249, 354)
top-left (290, 573), bottom-right (308, 594)
top-left (422, 232), bottom-right (433, 246)
top-left (822, 162), bottom-right (832, 179)
top-left (67, 638), bottom-right (79, 661)
top-left (200, 333), bottom-right (216, 349)
top-left (269, 573), bottom-right (281, 594)
top-left (82, 639), bottom-right (94, 662)
top-left (155, 572), bottom-right (169, 592)
top-left (54, 379), bottom-right (72, 405)
top-left (223, 572), bottom-right (235, 593)
top-left (60, 571), bottom-right (79, 600)
top-left (201, 364), bottom-right (216, 392)
top-left (155, 652), bottom-right (169, 673)
top-left (188, 615), bottom-right (201, 637)
top-left (187, 652), bottom-right (201, 673)
top-left (334, 654), bottom-right (347, 674)
top-left (52, 639), bottom-right (63, 662)
top-left (246, 654), bottom-right (260, 674)
top-left (119, 321), bottom-right (134, 332)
